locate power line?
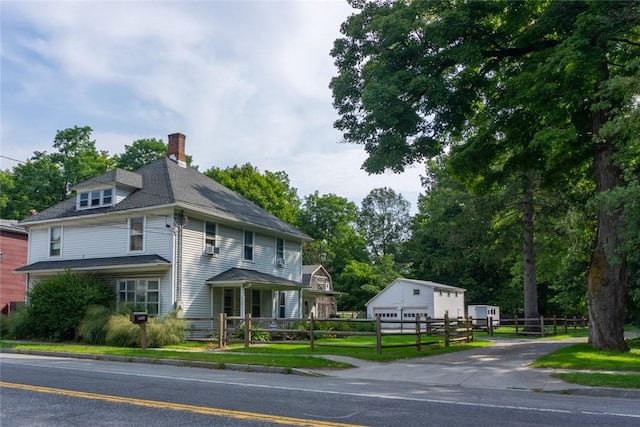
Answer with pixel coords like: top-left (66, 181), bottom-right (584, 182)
top-left (0, 155), bottom-right (26, 164)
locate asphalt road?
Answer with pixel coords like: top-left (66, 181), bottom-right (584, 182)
top-left (2, 352), bottom-right (639, 426)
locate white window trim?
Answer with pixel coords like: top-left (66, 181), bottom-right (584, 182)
top-left (117, 278), bottom-right (160, 315)
top-left (128, 216), bottom-right (145, 253)
top-left (49, 226), bottom-right (62, 258)
top-left (275, 237), bottom-right (285, 267)
top-left (243, 230), bottom-right (254, 261)
top-left (204, 221), bottom-right (218, 254)
top-left (76, 187), bottom-right (115, 210)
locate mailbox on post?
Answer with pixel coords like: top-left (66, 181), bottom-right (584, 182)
top-left (130, 312), bottom-right (148, 324)
top-left (129, 312), bottom-right (148, 351)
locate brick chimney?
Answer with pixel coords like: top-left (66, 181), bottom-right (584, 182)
top-left (167, 133), bottom-right (187, 167)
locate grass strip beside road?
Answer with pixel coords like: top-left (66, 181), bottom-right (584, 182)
top-left (3, 342), bottom-right (352, 370)
top-left (552, 372), bottom-right (640, 389)
top-left (533, 339), bottom-right (640, 389)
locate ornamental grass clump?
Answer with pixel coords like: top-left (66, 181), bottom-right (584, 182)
top-left (105, 310), bottom-right (186, 348)
top-left (77, 305), bottom-right (112, 345)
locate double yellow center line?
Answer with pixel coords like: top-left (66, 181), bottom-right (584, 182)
top-left (1, 381), bottom-right (365, 427)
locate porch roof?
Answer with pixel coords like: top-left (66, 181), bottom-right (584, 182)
top-left (14, 254), bottom-right (171, 274)
top-left (302, 289), bottom-right (347, 298)
top-left (206, 267), bottom-right (304, 291)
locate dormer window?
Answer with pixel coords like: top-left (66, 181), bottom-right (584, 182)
top-left (77, 188), bottom-right (114, 210)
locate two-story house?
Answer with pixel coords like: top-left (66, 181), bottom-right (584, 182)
top-left (16, 133), bottom-right (312, 333)
top-left (0, 219), bottom-right (28, 315)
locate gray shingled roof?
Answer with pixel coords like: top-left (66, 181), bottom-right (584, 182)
top-left (206, 267), bottom-right (304, 289)
top-left (15, 254), bottom-right (171, 272)
top-left (72, 168), bottom-right (142, 191)
top-left (20, 158), bottom-right (310, 240)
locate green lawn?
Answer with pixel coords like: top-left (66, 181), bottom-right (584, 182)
top-left (1, 334), bottom-right (485, 367)
top-left (533, 337), bottom-right (640, 389)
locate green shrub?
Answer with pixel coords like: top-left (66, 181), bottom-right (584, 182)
top-left (77, 305), bottom-right (113, 345)
top-left (105, 310), bottom-right (187, 348)
top-left (18, 270), bottom-right (115, 342)
top-left (0, 315), bottom-right (10, 339)
top-left (233, 328), bottom-right (272, 342)
top-left (6, 308), bottom-right (35, 340)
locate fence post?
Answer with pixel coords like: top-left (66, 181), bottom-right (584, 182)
top-left (573, 315), bottom-right (577, 331)
top-left (376, 314), bottom-right (382, 355)
top-left (488, 316), bottom-right (493, 336)
top-left (218, 313), bottom-right (225, 348)
top-left (415, 314), bottom-right (421, 352)
top-left (515, 315), bottom-right (519, 335)
top-left (467, 317), bottom-right (473, 343)
top-left (553, 316), bottom-right (557, 335)
top-left (540, 315), bottom-right (545, 337)
top-left (564, 316), bottom-right (568, 334)
top-left (444, 312), bottom-right (450, 347)
top-left (310, 312), bottom-right (315, 352)
top-left (244, 313), bottom-right (251, 348)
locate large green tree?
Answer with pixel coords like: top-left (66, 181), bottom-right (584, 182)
top-left (114, 138), bottom-right (194, 171)
top-left (5, 126), bottom-right (114, 219)
top-left (205, 163), bottom-right (301, 224)
top-left (297, 191), bottom-right (368, 274)
top-left (331, 0), bottom-right (640, 351)
top-left (358, 187), bottom-right (411, 259)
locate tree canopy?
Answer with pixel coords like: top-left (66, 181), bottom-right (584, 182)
top-left (331, 0), bottom-right (640, 350)
top-left (204, 163), bottom-right (301, 224)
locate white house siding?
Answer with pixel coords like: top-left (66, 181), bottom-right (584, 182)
top-left (26, 215), bottom-right (173, 264)
top-left (115, 188), bottom-right (131, 204)
top-left (26, 228), bottom-right (48, 262)
top-left (177, 217), bottom-right (304, 322)
top-left (433, 289), bottom-right (464, 318)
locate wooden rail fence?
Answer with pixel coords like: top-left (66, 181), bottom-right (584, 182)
top-left (184, 313), bottom-right (473, 355)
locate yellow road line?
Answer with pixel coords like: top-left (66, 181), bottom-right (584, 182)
top-left (1, 381), bottom-right (366, 427)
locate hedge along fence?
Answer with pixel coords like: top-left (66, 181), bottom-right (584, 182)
top-left (478, 315), bottom-right (589, 336)
top-left (190, 313), bottom-right (474, 355)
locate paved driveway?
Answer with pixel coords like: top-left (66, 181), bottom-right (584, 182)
top-left (309, 337), bottom-right (589, 392)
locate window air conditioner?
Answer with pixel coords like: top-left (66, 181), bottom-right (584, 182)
top-left (205, 246), bottom-right (220, 255)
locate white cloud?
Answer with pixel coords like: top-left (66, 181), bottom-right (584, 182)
top-left (1, 0), bottom-right (425, 214)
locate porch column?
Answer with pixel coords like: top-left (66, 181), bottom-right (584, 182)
top-left (299, 290), bottom-right (304, 318)
top-left (240, 285), bottom-right (246, 318)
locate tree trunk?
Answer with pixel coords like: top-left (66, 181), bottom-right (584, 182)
top-left (522, 172), bottom-right (539, 332)
top-left (587, 141), bottom-right (628, 351)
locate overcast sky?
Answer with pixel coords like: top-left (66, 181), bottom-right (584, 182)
top-left (1, 0), bottom-right (426, 213)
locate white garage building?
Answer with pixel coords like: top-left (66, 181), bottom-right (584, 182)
top-left (365, 278), bottom-right (466, 328)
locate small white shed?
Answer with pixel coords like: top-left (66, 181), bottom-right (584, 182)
top-left (468, 305), bottom-right (500, 326)
top-left (365, 278), bottom-right (466, 328)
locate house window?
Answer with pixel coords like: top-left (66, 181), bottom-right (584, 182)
top-left (129, 217), bottom-right (144, 251)
top-left (224, 289), bottom-right (234, 316)
top-left (91, 190), bottom-right (101, 206)
top-left (205, 222), bottom-right (217, 253)
top-left (49, 226), bottom-right (61, 257)
top-left (118, 279), bottom-right (159, 315)
top-left (413, 289), bottom-right (420, 295)
top-left (103, 188), bottom-right (113, 205)
top-left (278, 292), bottom-right (286, 318)
top-left (275, 238), bottom-right (284, 266)
top-left (251, 290), bottom-right (261, 317)
top-left (244, 230), bottom-right (254, 261)
top-left (77, 188), bottom-right (114, 210)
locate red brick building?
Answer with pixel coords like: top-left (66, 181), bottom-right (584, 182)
top-left (0, 219), bottom-right (28, 314)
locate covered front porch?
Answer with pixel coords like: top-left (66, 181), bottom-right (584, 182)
top-left (206, 268), bottom-right (305, 320)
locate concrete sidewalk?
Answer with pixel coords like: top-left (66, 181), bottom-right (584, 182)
top-left (305, 336), bottom-right (640, 399)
